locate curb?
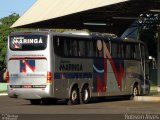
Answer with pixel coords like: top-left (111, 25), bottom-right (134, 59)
top-left (134, 96), bottom-right (160, 102)
top-left (0, 93), bottom-right (7, 96)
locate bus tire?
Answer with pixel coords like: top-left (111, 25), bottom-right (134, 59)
top-left (69, 87), bottom-right (79, 105)
top-left (130, 84), bottom-right (139, 100)
top-left (30, 99), bottom-right (41, 105)
top-left (81, 86), bottom-right (90, 104)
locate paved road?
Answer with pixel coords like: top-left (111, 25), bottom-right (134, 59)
top-left (0, 96), bottom-right (160, 120)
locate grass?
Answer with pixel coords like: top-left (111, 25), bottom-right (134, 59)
top-left (0, 90), bottom-right (7, 93)
top-left (150, 85), bottom-right (159, 95)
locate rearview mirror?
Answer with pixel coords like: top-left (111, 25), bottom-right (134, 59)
top-left (148, 56), bottom-right (157, 69)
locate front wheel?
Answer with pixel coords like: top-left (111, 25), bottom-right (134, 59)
top-left (133, 85), bottom-right (139, 96)
top-left (81, 86), bottom-right (90, 104)
top-left (130, 85), bottom-right (139, 100)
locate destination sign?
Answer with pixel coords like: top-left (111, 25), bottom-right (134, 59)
top-left (12, 37), bottom-right (43, 44)
top-left (10, 35), bottom-right (47, 51)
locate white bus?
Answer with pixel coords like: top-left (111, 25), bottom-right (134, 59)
top-left (6, 31), bottom-right (150, 105)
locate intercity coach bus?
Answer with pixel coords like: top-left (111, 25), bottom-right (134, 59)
top-left (6, 31), bottom-right (150, 105)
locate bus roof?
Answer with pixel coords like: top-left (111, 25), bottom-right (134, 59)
top-left (9, 30), bottom-right (144, 44)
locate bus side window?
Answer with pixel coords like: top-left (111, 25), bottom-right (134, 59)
top-left (85, 41), bottom-right (93, 57)
top-left (111, 42), bottom-right (118, 58)
top-left (134, 44), bottom-right (141, 60)
top-left (121, 43), bottom-right (124, 59)
top-left (72, 40), bottom-right (78, 57)
top-left (93, 41), bottom-right (97, 57)
top-left (64, 39), bottom-right (71, 56)
top-left (131, 44), bottom-right (135, 59)
top-left (85, 41), bottom-right (89, 57)
top-left (126, 44), bottom-right (131, 59)
top-left (123, 44), bottom-right (127, 59)
top-left (78, 40), bottom-right (85, 57)
top-left (90, 41), bottom-right (95, 57)
top-left (141, 45), bottom-right (146, 59)
top-left (130, 44), bottom-right (139, 60)
top-left (117, 43), bottom-right (121, 59)
top-left (54, 37), bottom-right (64, 56)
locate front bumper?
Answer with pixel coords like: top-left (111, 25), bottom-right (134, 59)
top-left (7, 84), bottom-right (53, 99)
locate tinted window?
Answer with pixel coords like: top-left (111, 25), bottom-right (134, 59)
top-left (85, 41), bottom-right (95, 57)
top-left (54, 37), bottom-right (86, 57)
top-left (131, 44), bottom-right (141, 60)
top-left (10, 35), bottom-right (47, 51)
top-left (111, 42), bottom-right (118, 58)
top-left (141, 45), bottom-right (146, 59)
top-left (126, 44), bottom-right (131, 59)
top-left (54, 37), bottom-right (112, 58)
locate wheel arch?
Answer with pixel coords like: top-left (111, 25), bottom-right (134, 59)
top-left (131, 81), bottom-right (141, 95)
top-left (68, 82), bottom-right (79, 98)
top-left (80, 83), bottom-right (90, 93)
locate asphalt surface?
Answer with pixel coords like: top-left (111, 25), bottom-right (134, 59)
top-left (0, 96), bottom-right (160, 120)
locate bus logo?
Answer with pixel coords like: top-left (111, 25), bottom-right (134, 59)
top-left (20, 60), bottom-right (35, 73)
top-left (14, 43), bottom-right (22, 49)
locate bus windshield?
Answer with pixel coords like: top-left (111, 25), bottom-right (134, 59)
top-left (9, 35), bottom-right (47, 51)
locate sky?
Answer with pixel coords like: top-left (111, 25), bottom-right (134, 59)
top-left (0, 0), bottom-right (37, 19)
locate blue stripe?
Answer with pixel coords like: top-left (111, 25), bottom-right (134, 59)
top-left (93, 64), bottom-right (104, 73)
top-left (54, 72), bottom-right (92, 79)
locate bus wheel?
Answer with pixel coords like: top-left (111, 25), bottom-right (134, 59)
top-left (81, 86), bottom-right (90, 104)
top-left (69, 87), bottom-right (79, 105)
top-left (130, 85), bottom-right (139, 100)
top-left (133, 85), bottom-right (139, 96)
top-left (30, 99), bottom-right (41, 105)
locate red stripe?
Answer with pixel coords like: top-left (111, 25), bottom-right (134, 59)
top-left (109, 59), bottom-right (124, 90)
top-left (103, 59), bottom-right (107, 92)
top-left (24, 60), bottom-right (35, 72)
top-left (103, 41), bottom-right (124, 90)
top-left (9, 56), bottom-right (46, 60)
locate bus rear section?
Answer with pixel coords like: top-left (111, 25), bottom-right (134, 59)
top-left (7, 32), bottom-right (52, 101)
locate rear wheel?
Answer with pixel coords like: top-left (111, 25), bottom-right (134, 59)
top-left (69, 87), bottom-right (79, 105)
top-left (30, 99), bottom-right (41, 105)
top-left (81, 86), bottom-right (90, 104)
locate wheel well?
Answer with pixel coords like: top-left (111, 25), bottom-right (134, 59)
top-left (132, 82), bottom-right (139, 92)
top-left (132, 82), bottom-right (140, 95)
top-left (81, 83), bottom-right (89, 93)
top-left (72, 84), bottom-right (78, 88)
top-left (134, 82), bottom-right (138, 87)
top-left (83, 83), bottom-right (89, 88)
top-left (70, 83), bottom-right (79, 93)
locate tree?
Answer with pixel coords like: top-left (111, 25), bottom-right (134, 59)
top-left (0, 13), bottom-right (20, 70)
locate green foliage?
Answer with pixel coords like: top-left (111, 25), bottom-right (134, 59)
top-left (0, 13), bottom-right (20, 70)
